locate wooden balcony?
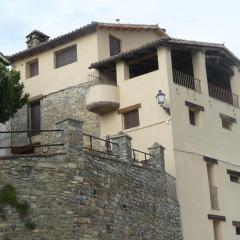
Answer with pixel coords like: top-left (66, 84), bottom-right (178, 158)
top-left (172, 69), bottom-right (201, 93)
top-left (208, 82), bottom-right (239, 108)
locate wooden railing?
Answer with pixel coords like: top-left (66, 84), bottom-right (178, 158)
top-left (208, 82), bottom-right (239, 108)
top-left (209, 185), bottom-right (219, 210)
top-left (172, 69), bottom-right (201, 93)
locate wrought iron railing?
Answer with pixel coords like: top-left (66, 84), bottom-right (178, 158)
top-left (83, 133), bottom-right (118, 157)
top-left (132, 148), bottom-right (154, 165)
top-left (0, 129), bottom-right (64, 152)
top-left (87, 72), bottom-right (117, 86)
top-left (208, 82), bottom-right (239, 108)
top-left (209, 185), bottom-right (219, 210)
top-left (172, 69), bottom-right (201, 93)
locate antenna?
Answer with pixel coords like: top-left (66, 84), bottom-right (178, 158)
top-left (115, 19), bottom-right (120, 24)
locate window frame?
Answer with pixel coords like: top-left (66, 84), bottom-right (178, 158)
top-left (109, 35), bottom-right (121, 56)
top-left (28, 101), bottom-right (41, 137)
top-left (54, 44), bottom-right (77, 69)
top-left (26, 59), bottom-right (39, 78)
top-left (122, 109), bottom-right (140, 130)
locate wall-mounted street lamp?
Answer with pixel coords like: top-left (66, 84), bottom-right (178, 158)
top-left (156, 90), bottom-right (170, 115)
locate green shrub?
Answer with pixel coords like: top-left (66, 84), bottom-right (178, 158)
top-left (24, 220), bottom-right (36, 230)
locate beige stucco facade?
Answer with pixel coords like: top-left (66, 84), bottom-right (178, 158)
top-left (90, 47), bottom-right (240, 240)
top-left (13, 28), bottom-right (160, 97)
top-left (8, 24), bottom-right (240, 240)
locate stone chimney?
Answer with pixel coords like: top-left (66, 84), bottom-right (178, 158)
top-left (26, 30), bottom-right (50, 49)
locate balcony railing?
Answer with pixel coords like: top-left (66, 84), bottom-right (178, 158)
top-left (173, 69), bottom-right (201, 93)
top-left (209, 185), bottom-right (219, 210)
top-left (88, 72), bottom-right (117, 86)
top-left (208, 82), bottom-right (239, 108)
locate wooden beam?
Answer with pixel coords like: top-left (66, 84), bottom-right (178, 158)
top-left (118, 103), bottom-right (141, 114)
top-left (185, 101), bottom-right (204, 111)
top-left (208, 214), bottom-right (226, 221)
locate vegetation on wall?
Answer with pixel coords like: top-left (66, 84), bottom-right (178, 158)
top-left (0, 63), bottom-right (29, 123)
top-left (0, 184), bottom-right (36, 230)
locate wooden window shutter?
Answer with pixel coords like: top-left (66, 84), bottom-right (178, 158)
top-left (55, 45), bottom-right (77, 68)
top-left (30, 101), bottom-right (41, 136)
top-left (123, 110), bottom-right (140, 129)
top-left (29, 61), bottom-right (39, 77)
top-left (109, 36), bottom-right (121, 56)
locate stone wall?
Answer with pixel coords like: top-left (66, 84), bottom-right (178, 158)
top-left (10, 82), bottom-right (100, 148)
top-left (0, 119), bottom-right (182, 240)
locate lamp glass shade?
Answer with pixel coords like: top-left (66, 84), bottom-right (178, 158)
top-left (156, 91), bottom-right (165, 105)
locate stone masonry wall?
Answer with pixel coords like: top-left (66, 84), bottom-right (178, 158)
top-left (11, 82), bottom-right (100, 147)
top-left (0, 119), bottom-right (182, 240)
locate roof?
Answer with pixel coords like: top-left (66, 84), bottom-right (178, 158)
top-left (0, 52), bottom-right (10, 65)
top-left (89, 37), bottom-right (240, 69)
top-left (7, 22), bottom-right (167, 62)
top-left (26, 30), bottom-right (50, 38)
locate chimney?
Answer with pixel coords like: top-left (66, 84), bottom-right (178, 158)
top-left (26, 30), bottom-right (50, 49)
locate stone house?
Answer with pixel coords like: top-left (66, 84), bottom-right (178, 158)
top-left (3, 21), bottom-right (240, 239)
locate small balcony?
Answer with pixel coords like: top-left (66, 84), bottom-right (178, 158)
top-left (208, 82), bottom-right (239, 108)
top-left (172, 69), bottom-right (201, 93)
top-left (86, 73), bottom-right (119, 115)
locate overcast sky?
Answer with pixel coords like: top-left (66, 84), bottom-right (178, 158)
top-left (0, 0), bottom-right (239, 57)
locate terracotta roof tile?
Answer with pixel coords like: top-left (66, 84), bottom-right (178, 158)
top-left (7, 22), bottom-right (166, 62)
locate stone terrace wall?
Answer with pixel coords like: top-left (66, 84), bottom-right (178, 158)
top-left (0, 119), bottom-right (182, 240)
top-left (11, 82), bottom-right (100, 147)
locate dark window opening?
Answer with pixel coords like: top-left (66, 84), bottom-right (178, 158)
top-left (29, 102), bottom-right (41, 136)
top-left (236, 227), bottom-right (240, 235)
top-left (171, 50), bottom-right (194, 76)
top-left (123, 110), bottom-right (140, 129)
top-left (230, 175), bottom-right (239, 183)
top-left (128, 53), bottom-right (158, 79)
top-left (221, 118), bottom-right (232, 130)
top-left (109, 35), bottom-right (121, 56)
top-left (55, 45), bottom-right (77, 68)
top-left (189, 109), bottom-right (197, 126)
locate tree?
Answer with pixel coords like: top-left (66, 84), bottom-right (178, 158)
top-left (0, 63), bottom-right (28, 123)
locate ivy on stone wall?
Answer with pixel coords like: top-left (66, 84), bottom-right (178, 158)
top-left (0, 184), bottom-right (36, 230)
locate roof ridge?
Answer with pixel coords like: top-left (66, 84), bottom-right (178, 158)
top-left (7, 21), bottom-right (167, 61)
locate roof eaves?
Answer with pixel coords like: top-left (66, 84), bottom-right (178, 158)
top-left (89, 37), bottom-right (240, 69)
top-left (7, 22), bottom-right (98, 62)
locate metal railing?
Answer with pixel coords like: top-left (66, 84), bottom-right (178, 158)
top-left (83, 133), bottom-right (118, 157)
top-left (209, 185), bottom-right (219, 210)
top-left (87, 72), bottom-right (117, 86)
top-left (132, 148), bottom-right (154, 164)
top-left (0, 129), bottom-right (64, 151)
top-left (172, 69), bottom-right (201, 93)
top-left (208, 82), bottom-right (239, 108)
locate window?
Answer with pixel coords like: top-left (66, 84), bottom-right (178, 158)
top-left (29, 101), bottom-right (41, 136)
top-left (233, 222), bottom-right (240, 235)
top-left (123, 110), bottom-right (140, 129)
top-left (109, 35), bottom-right (121, 56)
top-left (55, 45), bottom-right (77, 68)
top-left (185, 101), bottom-right (204, 127)
top-left (189, 109), bottom-right (196, 125)
top-left (220, 113), bottom-right (236, 130)
top-left (227, 170), bottom-right (240, 183)
top-left (26, 59), bottom-right (39, 78)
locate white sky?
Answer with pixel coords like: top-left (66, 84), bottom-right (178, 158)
top-left (0, 0), bottom-right (239, 57)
